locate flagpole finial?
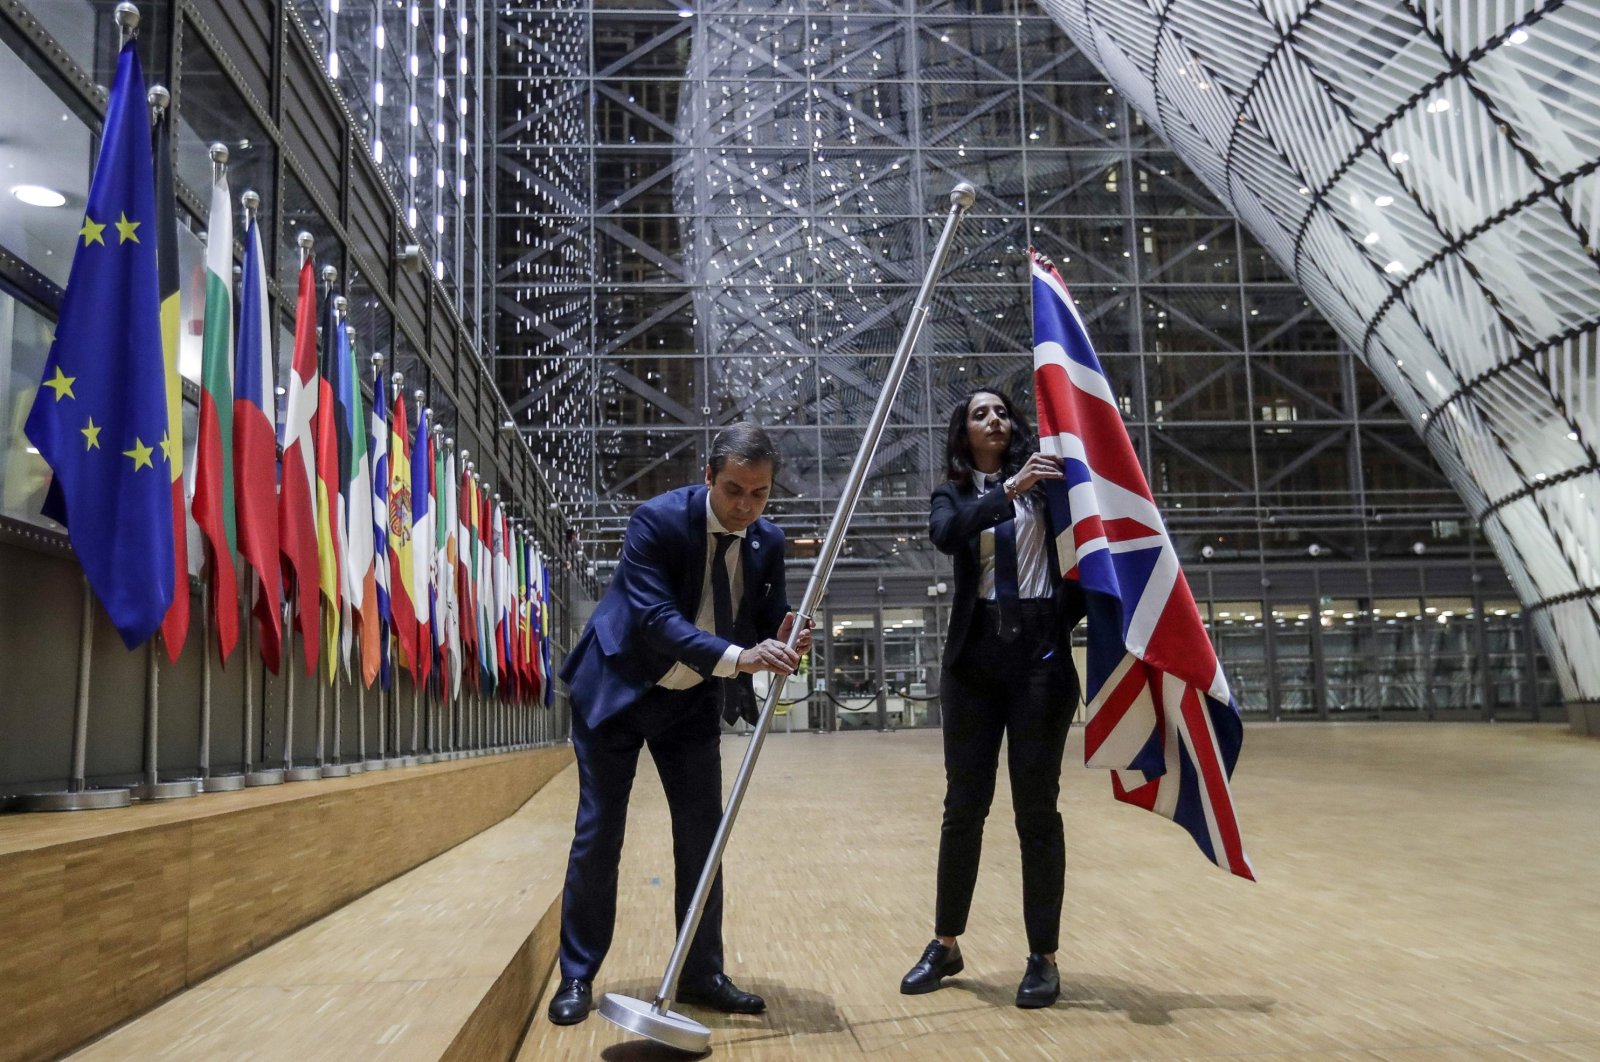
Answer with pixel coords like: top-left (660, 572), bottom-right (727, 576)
top-left (321, 263), bottom-right (338, 287)
top-left (333, 295), bottom-right (348, 318)
top-left (391, 371), bottom-right (404, 390)
top-left (297, 231), bottom-right (314, 251)
top-left (413, 389), bottom-right (425, 405)
top-left (445, 436), bottom-right (454, 449)
top-left (949, 180), bottom-right (977, 209)
top-left (115, 3), bottom-right (140, 43)
top-left (371, 351), bottom-right (385, 369)
top-left (148, 85), bottom-right (170, 114)
top-left (208, 142), bottom-right (229, 166)
top-left (241, 189), bottom-right (260, 216)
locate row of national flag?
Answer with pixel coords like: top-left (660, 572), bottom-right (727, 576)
top-left (24, 36), bottom-right (553, 707)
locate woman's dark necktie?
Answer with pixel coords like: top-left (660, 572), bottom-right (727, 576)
top-left (987, 476), bottom-right (1022, 642)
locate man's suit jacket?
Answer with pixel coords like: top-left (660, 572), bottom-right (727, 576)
top-left (929, 478), bottom-right (1085, 669)
top-left (560, 485), bottom-right (791, 729)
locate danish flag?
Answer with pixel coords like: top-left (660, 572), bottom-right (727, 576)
top-left (1031, 248), bottom-right (1254, 881)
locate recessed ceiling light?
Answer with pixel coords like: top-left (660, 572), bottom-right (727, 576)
top-left (11, 184), bottom-right (65, 208)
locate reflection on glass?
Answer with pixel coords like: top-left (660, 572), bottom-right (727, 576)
top-left (0, 44), bottom-right (94, 288)
top-left (0, 291), bottom-right (63, 529)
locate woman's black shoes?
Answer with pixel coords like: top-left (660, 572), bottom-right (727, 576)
top-left (900, 939), bottom-right (964, 994)
top-left (1015, 953), bottom-right (1060, 1008)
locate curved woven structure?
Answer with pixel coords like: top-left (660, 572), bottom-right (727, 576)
top-left (1035, 0), bottom-right (1600, 708)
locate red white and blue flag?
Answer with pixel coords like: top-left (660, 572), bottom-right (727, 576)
top-left (1030, 248), bottom-right (1254, 881)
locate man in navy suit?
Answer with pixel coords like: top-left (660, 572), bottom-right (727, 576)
top-left (548, 422), bottom-right (812, 1026)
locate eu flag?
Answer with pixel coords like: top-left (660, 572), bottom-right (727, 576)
top-left (24, 40), bottom-right (174, 648)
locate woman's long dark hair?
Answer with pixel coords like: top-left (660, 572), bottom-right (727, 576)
top-left (944, 387), bottom-right (1036, 489)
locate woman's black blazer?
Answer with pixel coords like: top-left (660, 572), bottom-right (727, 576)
top-left (928, 478), bottom-right (1086, 669)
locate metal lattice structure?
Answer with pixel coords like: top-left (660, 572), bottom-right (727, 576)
top-left (1033, 0), bottom-right (1600, 708)
top-left (498, 2), bottom-right (1465, 565)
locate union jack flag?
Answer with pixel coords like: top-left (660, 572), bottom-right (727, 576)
top-left (1030, 247), bottom-right (1255, 881)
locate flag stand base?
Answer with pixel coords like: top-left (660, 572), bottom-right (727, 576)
top-left (284, 766), bottom-right (321, 783)
top-left (598, 993), bottom-right (710, 1055)
top-left (131, 779), bottom-right (201, 801)
top-left (19, 788), bottom-right (132, 812)
top-left (320, 763), bottom-right (353, 778)
top-left (416, 753), bottom-right (436, 765)
top-left (201, 774), bottom-right (246, 792)
top-left (245, 769), bottom-right (284, 787)
top-left (363, 759), bottom-right (388, 771)
top-left (399, 756), bottom-right (419, 767)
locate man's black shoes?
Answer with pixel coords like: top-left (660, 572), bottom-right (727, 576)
top-left (677, 972), bottom-right (766, 1014)
top-left (547, 978), bottom-right (593, 1025)
top-left (1015, 953), bottom-right (1060, 1009)
top-left (900, 939), bottom-right (964, 994)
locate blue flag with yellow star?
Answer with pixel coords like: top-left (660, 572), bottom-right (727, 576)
top-left (24, 40), bottom-right (174, 649)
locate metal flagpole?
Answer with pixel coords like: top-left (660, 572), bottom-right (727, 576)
top-left (132, 640), bottom-right (200, 800)
top-left (599, 181), bottom-right (977, 1052)
top-left (207, 588), bottom-right (246, 791)
top-left (247, 595), bottom-right (287, 786)
top-left (325, 665), bottom-right (354, 777)
top-left (199, 587), bottom-right (213, 778)
top-left (21, 575), bottom-right (131, 810)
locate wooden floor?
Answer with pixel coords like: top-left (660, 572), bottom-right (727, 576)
top-left (520, 723), bottom-right (1600, 1061)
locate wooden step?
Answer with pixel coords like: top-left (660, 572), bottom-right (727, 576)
top-left (64, 755), bottom-right (577, 1061)
top-left (0, 747), bottom-right (572, 1062)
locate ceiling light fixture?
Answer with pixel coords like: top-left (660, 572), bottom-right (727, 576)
top-left (11, 185), bottom-right (65, 208)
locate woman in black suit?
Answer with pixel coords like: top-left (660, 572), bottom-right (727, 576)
top-left (899, 387), bottom-right (1084, 1008)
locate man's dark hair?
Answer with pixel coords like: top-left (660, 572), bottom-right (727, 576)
top-left (944, 386), bottom-right (1036, 486)
top-left (708, 421), bottom-right (782, 478)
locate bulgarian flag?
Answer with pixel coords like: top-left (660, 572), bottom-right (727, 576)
top-left (191, 150), bottom-right (239, 664)
top-left (280, 250), bottom-right (322, 676)
top-left (152, 95), bottom-right (190, 660)
top-left (233, 202), bottom-right (281, 672)
top-left (387, 386), bottom-right (418, 676)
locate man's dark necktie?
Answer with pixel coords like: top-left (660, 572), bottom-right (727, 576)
top-left (711, 532), bottom-right (742, 722)
top-left (988, 476), bottom-right (1022, 643)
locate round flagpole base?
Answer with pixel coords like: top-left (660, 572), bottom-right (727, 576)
top-left (283, 766), bottom-right (322, 783)
top-left (363, 759), bottom-right (388, 771)
top-left (320, 763), bottom-right (352, 778)
top-left (598, 994), bottom-right (710, 1055)
top-left (131, 779), bottom-right (201, 801)
top-left (19, 787), bottom-right (132, 812)
top-left (201, 774), bottom-right (246, 793)
top-left (416, 753), bottom-right (436, 765)
top-left (399, 756), bottom-right (419, 768)
top-left (245, 769), bottom-right (285, 787)
top-left (383, 757), bottom-right (406, 769)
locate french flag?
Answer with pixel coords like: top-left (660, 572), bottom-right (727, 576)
top-left (1031, 247), bottom-right (1255, 881)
